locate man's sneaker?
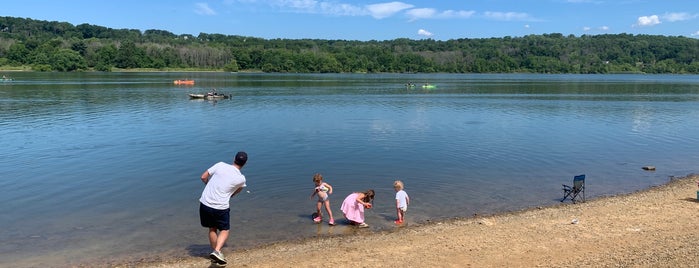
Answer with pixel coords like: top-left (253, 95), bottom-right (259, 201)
top-left (358, 222), bottom-right (369, 228)
top-left (209, 250), bottom-right (227, 265)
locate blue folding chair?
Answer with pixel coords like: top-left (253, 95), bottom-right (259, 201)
top-left (561, 174), bottom-right (585, 203)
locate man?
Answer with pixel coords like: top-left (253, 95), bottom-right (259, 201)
top-left (199, 151), bottom-right (248, 265)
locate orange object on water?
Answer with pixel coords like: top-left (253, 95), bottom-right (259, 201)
top-left (174, 80), bottom-right (195, 85)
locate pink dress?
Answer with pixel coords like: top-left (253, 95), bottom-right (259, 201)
top-left (340, 193), bottom-right (365, 223)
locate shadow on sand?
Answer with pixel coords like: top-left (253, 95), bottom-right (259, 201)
top-left (186, 244), bottom-right (229, 267)
top-left (681, 197), bottom-right (699, 203)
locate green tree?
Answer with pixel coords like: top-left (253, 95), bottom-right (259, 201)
top-left (50, 49), bottom-right (86, 71)
top-left (223, 59), bottom-right (239, 72)
top-left (115, 40), bottom-right (145, 68)
top-left (93, 44), bottom-right (117, 70)
top-left (2, 16), bottom-right (699, 74)
top-left (7, 43), bottom-right (29, 64)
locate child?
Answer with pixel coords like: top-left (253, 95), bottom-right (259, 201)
top-left (310, 173), bottom-right (335, 225)
top-left (340, 189), bottom-right (375, 228)
top-left (394, 180), bottom-right (409, 225)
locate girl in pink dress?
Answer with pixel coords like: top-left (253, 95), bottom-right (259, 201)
top-left (340, 189), bottom-right (375, 228)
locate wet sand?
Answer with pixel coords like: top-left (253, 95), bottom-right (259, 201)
top-left (118, 175), bottom-right (699, 267)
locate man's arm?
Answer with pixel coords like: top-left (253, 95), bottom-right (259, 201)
top-left (201, 171), bottom-right (210, 184)
top-left (231, 187), bottom-right (243, 197)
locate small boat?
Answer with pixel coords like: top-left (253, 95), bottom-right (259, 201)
top-left (174, 79), bottom-right (195, 85)
top-left (188, 93), bottom-right (230, 100)
top-left (421, 84), bottom-right (436, 89)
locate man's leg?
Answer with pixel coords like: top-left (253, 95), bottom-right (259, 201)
top-left (208, 228), bottom-right (229, 264)
top-left (214, 230), bottom-right (229, 252)
top-left (208, 228), bottom-right (218, 249)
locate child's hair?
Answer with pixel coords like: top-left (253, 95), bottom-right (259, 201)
top-left (393, 180), bottom-right (404, 190)
top-left (362, 189), bottom-right (375, 203)
top-left (313, 173), bottom-right (323, 183)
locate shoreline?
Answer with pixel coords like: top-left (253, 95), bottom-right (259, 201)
top-left (128, 174), bottom-right (699, 267)
top-left (3, 68), bottom-right (697, 75)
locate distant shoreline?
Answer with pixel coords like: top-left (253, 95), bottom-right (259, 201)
top-left (3, 69), bottom-right (691, 76)
top-left (1, 67), bottom-right (688, 75)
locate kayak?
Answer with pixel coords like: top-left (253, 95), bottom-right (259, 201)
top-left (188, 93), bottom-right (230, 100)
top-left (174, 80), bottom-right (195, 85)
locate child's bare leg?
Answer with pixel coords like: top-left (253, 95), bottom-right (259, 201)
top-left (323, 200), bottom-right (334, 220)
top-left (316, 201), bottom-right (322, 217)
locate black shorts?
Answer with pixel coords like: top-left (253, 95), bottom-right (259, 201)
top-left (199, 203), bottom-right (230, 230)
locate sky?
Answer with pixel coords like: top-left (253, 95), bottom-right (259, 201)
top-left (2, 0), bottom-right (698, 41)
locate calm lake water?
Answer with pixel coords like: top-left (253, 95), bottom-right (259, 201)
top-left (1, 72), bottom-right (699, 266)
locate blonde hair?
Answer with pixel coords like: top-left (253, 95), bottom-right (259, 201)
top-left (393, 180), bottom-right (404, 190)
top-left (313, 173), bottom-right (324, 183)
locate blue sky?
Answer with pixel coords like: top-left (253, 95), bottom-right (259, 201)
top-left (3, 0), bottom-right (698, 40)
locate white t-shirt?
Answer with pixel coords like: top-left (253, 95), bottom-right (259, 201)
top-left (396, 190), bottom-right (409, 209)
top-left (199, 162), bottom-right (246, 210)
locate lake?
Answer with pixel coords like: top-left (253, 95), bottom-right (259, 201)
top-left (1, 72), bottom-right (698, 266)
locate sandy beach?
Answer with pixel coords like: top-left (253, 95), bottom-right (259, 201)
top-left (118, 174), bottom-right (699, 268)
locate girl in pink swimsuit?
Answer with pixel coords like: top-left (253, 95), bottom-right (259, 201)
top-left (310, 173), bottom-right (335, 225)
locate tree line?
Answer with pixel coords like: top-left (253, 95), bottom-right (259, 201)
top-left (0, 16), bottom-right (697, 74)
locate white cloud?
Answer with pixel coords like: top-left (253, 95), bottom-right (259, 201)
top-left (224, 1), bottom-right (525, 23)
top-left (226, 0), bottom-right (367, 17)
top-left (239, 1), bottom-right (475, 20)
top-left (366, 2), bottom-right (414, 19)
top-left (692, 31), bottom-right (699, 37)
top-left (440, 10), bottom-right (476, 19)
top-left (582, 26), bottom-right (608, 32)
top-left (634, 15), bottom-right (661, 27)
top-left (662, 12), bottom-right (698, 22)
top-left (225, 0), bottom-right (258, 3)
top-left (417, 29), bottom-right (433, 37)
top-left (524, 24), bottom-right (530, 28)
top-left (266, 0), bottom-right (320, 12)
top-left (484, 11), bottom-right (533, 21)
top-left (319, 2), bottom-right (366, 16)
top-left (566, 0), bottom-right (603, 4)
top-left (283, 0), bottom-right (317, 10)
top-left (195, 3), bottom-right (217, 15)
top-left (406, 8), bottom-right (436, 20)
top-left (406, 8), bottom-right (475, 21)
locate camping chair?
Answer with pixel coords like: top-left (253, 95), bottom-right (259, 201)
top-left (561, 174), bottom-right (585, 203)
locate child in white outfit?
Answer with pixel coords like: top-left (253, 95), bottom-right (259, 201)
top-left (394, 180), bottom-right (409, 225)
